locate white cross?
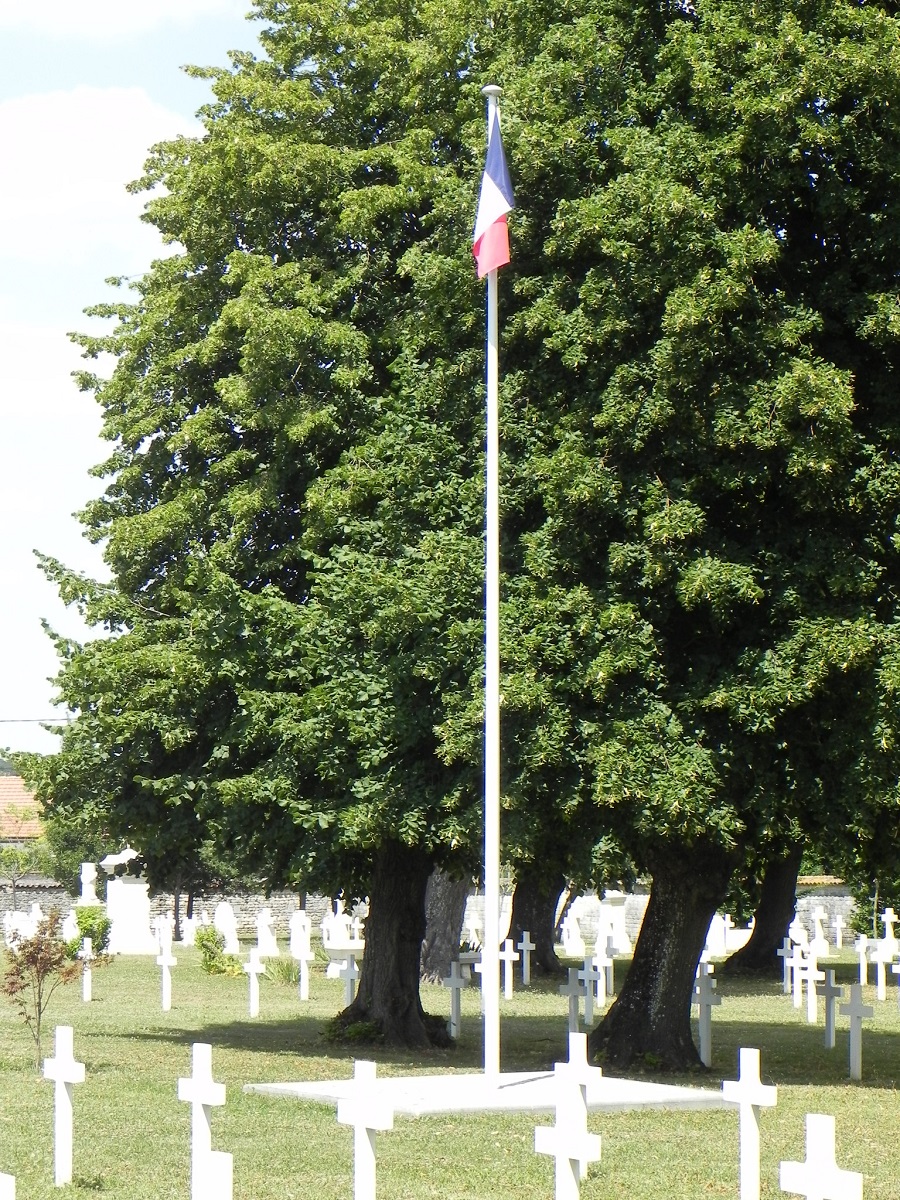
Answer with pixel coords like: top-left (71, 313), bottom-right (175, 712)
top-left (839, 983), bottom-right (873, 1082)
top-left (578, 957), bottom-right (602, 1026)
top-left (296, 945), bottom-right (316, 1002)
top-left (779, 1113), bottom-right (862, 1199)
top-left (603, 936), bottom-right (618, 996)
top-left (789, 917), bottom-right (808, 949)
top-left (776, 937), bottom-right (792, 995)
top-left (442, 960), bottom-right (468, 1039)
top-left (340, 955), bottom-right (360, 1008)
top-left (157, 944), bottom-right (177, 1013)
top-left (554, 1032), bottom-right (603, 1183)
top-left (78, 936), bottom-right (94, 1004)
top-left (559, 967), bottom-right (582, 1034)
top-left (832, 914), bottom-right (845, 950)
top-left (336, 1060), bottom-right (395, 1200)
top-left (244, 948), bottom-right (265, 1018)
top-left (882, 906), bottom-right (898, 944)
top-left (517, 930), bottom-right (536, 986)
top-left (535, 1042), bottom-right (602, 1200)
top-left (43, 1025), bottom-right (85, 1187)
top-left (499, 938), bottom-right (519, 999)
top-left (693, 964), bottom-right (721, 1068)
top-left (177, 1042), bottom-right (228, 1200)
top-left (872, 938), bottom-right (896, 1001)
top-left (816, 970), bottom-right (843, 1050)
top-left (790, 945), bottom-right (806, 1010)
top-left (722, 1047), bottom-right (777, 1200)
top-left (0, 1173), bottom-right (13, 1199)
top-left (855, 935), bottom-right (869, 986)
top-left (802, 958), bottom-right (824, 1025)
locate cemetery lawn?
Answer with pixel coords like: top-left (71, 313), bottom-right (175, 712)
top-left (0, 948), bottom-right (897, 1197)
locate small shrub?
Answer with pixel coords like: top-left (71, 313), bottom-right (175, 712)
top-left (65, 906), bottom-right (111, 960)
top-left (195, 925), bottom-right (243, 977)
top-left (2, 910), bottom-right (80, 1066)
top-left (265, 957), bottom-right (299, 987)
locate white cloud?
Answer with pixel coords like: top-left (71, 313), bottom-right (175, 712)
top-left (0, 87), bottom-right (198, 270)
top-left (0, 0), bottom-right (247, 40)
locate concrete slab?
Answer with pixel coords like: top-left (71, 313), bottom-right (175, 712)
top-left (244, 1069), bottom-right (729, 1117)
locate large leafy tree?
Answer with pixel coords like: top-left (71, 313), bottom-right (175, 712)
top-left (21, 0), bottom-right (900, 1062)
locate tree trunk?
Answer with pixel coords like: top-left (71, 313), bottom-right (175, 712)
top-left (508, 866), bottom-right (565, 976)
top-left (420, 868), bottom-right (469, 982)
top-left (173, 874), bottom-right (182, 943)
top-left (589, 852), bottom-right (732, 1070)
top-left (720, 844), bottom-right (803, 976)
top-left (340, 841), bottom-right (449, 1048)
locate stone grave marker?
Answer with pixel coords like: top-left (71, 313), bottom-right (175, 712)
top-left (78, 937), bottom-right (93, 1003)
top-left (855, 935), bottom-right (869, 986)
top-left (289, 910), bottom-right (315, 1001)
top-left (181, 917), bottom-right (198, 947)
top-left (534, 1039), bottom-right (602, 1200)
top-left (833, 913), bottom-right (845, 951)
top-left (157, 939), bottom-right (177, 1012)
top-left (872, 938), bottom-right (896, 1002)
top-left (603, 936), bottom-right (618, 997)
top-left (777, 937), bottom-right (793, 996)
top-left (464, 910), bottom-right (483, 951)
top-left (244, 948), bottom-right (265, 1018)
top-left (790, 945), bottom-right (806, 1010)
top-left (788, 916), bottom-right (808, 949)
top-left (0, 1173), bottom-right (12, 1199)
top-left (443, 960), bottom-right (468, 1039)
top-left (722, 1047), bottom-right (777, 1200)
top-left (693, 964), bottom-right (721, 1068)
top-left (214, 902), bottom-right (240, 955)
top-left (802, 957), bottom-right (824, 1025)
top-left (839, 983), bottom-right (874, 1082)
top-left (578, 957), bottom-right (602, 1026)
top-left (593, 942), bottom-right (612, 1008)
top-left (561, 912), bottom-right (586, 958)
top-left (256, 907), bottom-right (280, 958)
top-left (517, 930), bottom-right (536, 986)
top-left (499, 938), bottom-right (519, 999)
top-left (77, 862), bottom-right (99, 907)
top-left (336, 1060), bottom-right (395, 1200)
top-left (882, 905), bottom-right (898, 950)
top-left (177, 1042), bottom-right (231, 1200)
top-left (559, 967), bottom-right (582, 1034)
top-left (43, 1025), bottom-right (85, 1187)
top-left (779, 1113), bottom-right (862, 1200)
top-left (61, 910), bottom-right (79, 943)
top-left (554, 1032), bottom-right (603, 1184)
top-left (816, 970), bottom-right (843, 1051)
top-left (340, 954), bottom-right (360, 1008)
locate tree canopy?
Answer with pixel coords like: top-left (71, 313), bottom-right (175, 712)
top-left (19, 0), bottom-right (900, 1055)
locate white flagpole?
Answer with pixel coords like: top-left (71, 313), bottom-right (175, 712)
top-left (482, 82), bottom-right (502, 1081)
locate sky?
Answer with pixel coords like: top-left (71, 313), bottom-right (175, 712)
top-left (0, 0), bottom-right (264, 755)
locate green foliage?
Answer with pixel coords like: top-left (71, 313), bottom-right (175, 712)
top-left (64, 906), bottom-right (111, 960)
top-left (264, 957), bottom-right (298, 987)
top-left (194, 925), bottom-right (243, 977)
top-left (1, 910), bottom-right (79, 1066)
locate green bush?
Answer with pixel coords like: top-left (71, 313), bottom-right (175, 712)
top-left (195, 924), bottom-right (244, 977)
top-left (65, 906), bottom-right (111, 959)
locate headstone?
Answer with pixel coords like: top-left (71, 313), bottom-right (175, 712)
top-left (810, 907), bottom-right (830, 959)
top-left (322, 899), bottom-right (365, 978)
top-left (601, 889), bottom-right (632, 953)
top-left (603, 936), bottom-right (618, 997)
top-left (443, 960), bottom-right (468, 1039)
top-left (833, 913), bottom-right (845, 950)
top-left (592, 942), bottom-right (611, 1008)
top-left (693, 963), bottom-right (721, 1068)
top-left (839, 983), bottom-right (874, 1081)
top-left (779, 1113), bottom-right (862, 1200)
top-left (559, 967), bottom-right (582, 1034)
top-left (802, 958), bottom-right (824, 1025)
top-left (517, 931), bottom-right (536, 986)
top-left (816, 970), bottom-right (843, 1050)
top-left (78, 937), bottom-right (94, 1003)
top-left (499, 939), bottom-right (519, 1000)
top-left (561, 912), bottom-right (586, 958)
top-left (534, 1035), bottom-right (602, 1200)
top-left (181, 917), bottom-right (198, 947)
top-left (256, 907), bottom-right (279, 958)
top-left (157, 940), bottom-right (177, 1012)
top-left (855, 935), bottom-right (869, 986)
top-left (705, 913), bottom-right (727, 958)
top-left (873, 938), bottom-right (895, 1002)
top-left (43, 1025), bottom-right (85, 1187)
top-left (62, 911), bottom-right (79, 943)
top-left (336, 1060), bottom-right (395, 1200)
top-left (244, 948), bottom-right (265, 1018)
top-left (777, 937), bottom-right (793, 996)
top-left (290, 911), bottom-right (315, 1001)
top-left (77, 863), bottom-right (98, 907)
top-left (790, 945), bottom-right (806, 1010)
top-left (464, 910), bottom-right (483, 951)
top-left (340, 955), bottom-right (360, 1008)
top-left (214, 903), bottom-right (240, 955)
top-left (177, 1043), bottom-right (230, 1200)
top-left (553, 1032), bottom-right (604, 1183)
top-left (722, 1047), bottom-right (777, 1200)
top-left (882, 905), bottom-right (898, 950)
top-left (578, 957), bottom-right (602, 1026)
top-left (788, 916), bottom-right (809, 949)
top-left (101, 849), bottom-right (158, 955)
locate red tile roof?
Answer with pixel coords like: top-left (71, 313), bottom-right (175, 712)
top-left (0, 777), bottom-right (42, 839)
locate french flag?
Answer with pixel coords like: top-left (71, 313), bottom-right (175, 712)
top-left (472, 110), bottom-right (514, 279)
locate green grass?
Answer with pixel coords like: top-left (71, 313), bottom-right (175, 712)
top-left (0, 947), bottom-right (896, 1197)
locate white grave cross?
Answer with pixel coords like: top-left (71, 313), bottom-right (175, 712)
top-left (882, 905), bottom-right (898, 947)
top-left (336, 1060), bottom-right (394, 1200)
top-left (499, 938), bottom-right (519, 999)
top-left (578, 957), bottom-right (602, 1027)
top-left (0, 1174), bottom-right (12, 1199)
top-left (340, 954), bottom-right (360, 1008)
top-left (535, 1043), bottom-right (602, 1200)
top-left (802, 958), bottom-right (825, 1025)
top-left (78, 937), bottom-right (94, 1004)
top-left (816, 970), bottom-right (843, 1051)
top-left (855, 935), bottom-right (869, 986)
top-left (777, 937), bottom-right (793, 996)
top-left (157, 942), bottom-right (177, 1013)
top-left (832, 913), bottom-right (845, 950)
top-left (244, 948), bottom-right (265, 1018)
top-left (559, 967), bottom-right (582, 1034)
top-left (693, 964), bottom-right (721, 1068)
top-left (177, 1042), bottom-right (229, 1200)
top-left (443, 960), bottom-right (468, 1039)
top-left (779, 1113), bottom-right (862, 1200)
top-left (839, 983), bottom-right (873, 1082)
top-left (517, 930), bottom-right (536, 986)
top-left (722, 1047), bottom-right (777, 1200)
top-left (43, 1025), bottom-right (85, 1187)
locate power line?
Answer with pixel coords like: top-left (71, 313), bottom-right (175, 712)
top-left (0, 718), bottom-right (74, 724)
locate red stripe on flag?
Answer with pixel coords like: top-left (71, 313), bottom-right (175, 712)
top-left (473, 216), bottom-right (510, 279)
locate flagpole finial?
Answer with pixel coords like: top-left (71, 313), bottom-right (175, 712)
top-left (482, 85), bottom-right (503, 99)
